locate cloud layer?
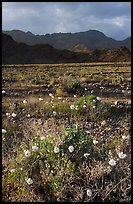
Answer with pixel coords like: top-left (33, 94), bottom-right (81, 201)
top-left (2, 2), bottom-right (131, 40)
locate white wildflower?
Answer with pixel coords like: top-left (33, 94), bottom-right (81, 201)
top-left (118, 152), bottom-right (127, 159)
top-left (96, 96), bottom-right (101, 101)
top-left (2, 90), bottom-right (6, 94)
top-left (26, 178), bottom-right (33, 185)
top-left (27, 114), bottom-right (30, 118)
top-left (101, 120), bottom-right (106, 126)
top-left (49, 93), bottom-right (54, 98)
top-left (93, 106), bottom-right (96, 109)
top-left (70, 104), bottom-right (75, 110)
top-left (75, 105), bottom-right (78, 110)
top-left (53, 111), bottom-right (57, 116)
top-left (87, 189), bottom-right (92, 197)
top-left (83, 104), bottom-right (87, 108)
top-left (68, 145), bottom-right (74, 153)
top-left (32, 145), bottom-right (39, 151)
top-left (6, 113), bottom-right (10, 116)
top-left (93, 140), bottom-right (98, 145)
top-left (10, 169), bottom-right (15, 173)
top-left (23, 100), bottom-right (27, 104)
top-left (24, 150), bottom-right (31, 157)
top-left (39, 97), bottom-right (43, 101)
top-left (12, 113), bottom-right (17, 117)
top-left (84, 153), bottom-right (90, 158)
top-left (85, 88), bottom-right (87, 91)
top-left (114, 101), bottom-right (118, 106)
top-left (54, 147), bottom-right (60, 153)
top-left (122, 135), bottom-right (129, 140)
top-left (109, 159), bottom-right (116, 166)
top-left (2, 129), bottom-right (7, 134)
top-left (92, 99), bottom-right (96, 103)
top-left (40, 136), bottom-right (45, 140)
top-left (74, 95), bottom-right (77, 98)
top-left (91, 90), bottom-right (94, 93)
top-left (58, 97), bottom-right (62, 100)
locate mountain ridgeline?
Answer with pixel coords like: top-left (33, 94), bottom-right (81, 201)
top-left (3, 29), bottom-right (131, 51)
top-left (2, 33), bottom-right (131, 64)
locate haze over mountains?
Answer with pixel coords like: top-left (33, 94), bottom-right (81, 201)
top-left (2, 32), bottom-right (131, 64)
top-left (3, 29), bottom-right (131, 51)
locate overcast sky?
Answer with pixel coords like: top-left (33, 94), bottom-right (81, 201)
top-left (2, 2), bottom-right (131, 40)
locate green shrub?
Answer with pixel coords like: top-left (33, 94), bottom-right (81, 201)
top-left (112, 75), bottom-right (125, 85)
top-left (63, 79), bottom-right (82, 94)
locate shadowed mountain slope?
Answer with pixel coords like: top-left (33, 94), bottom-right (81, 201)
top-left (2, 33), bottom-right (131, 64)
top-left (3, 29), bottom-right (131, 51)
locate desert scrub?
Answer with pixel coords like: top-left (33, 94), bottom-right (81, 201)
top-left (63, 79), bottom-right (82, 94)
top-left (111, 75), bottom-right (125, 85)
top-left (75, 94), bottom-right (124, 121)
top-left (3, 124), bottom-right (110, 201)
top-left (60, 124), bottom-right (109, 166)
top-left (31, 76), bottom-right (45, 85)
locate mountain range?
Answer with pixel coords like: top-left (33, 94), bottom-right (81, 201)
top-left (3, 29), bottom-right (131, 51)
top-left (2, 33), bottom-right (131, 64)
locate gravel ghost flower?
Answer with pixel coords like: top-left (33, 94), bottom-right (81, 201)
top-left (23, 100), bottom-right (27, 104)
top-left (93, 140), bottom-right (98, 145)
top-left (114, 101), bottom-right (118, 106)
top-left (10, 169), bottom-right (15, 173)
top-left (26, 178), bottom-right (33, 185)
top-left (68, 145), bottom-right (74, 153)
top-left (39, 97), bottom-right (43, 101)
top-left (2, 129), bottom-right (7, 134)
top-left (54, 147), bottom-right (60, 153)
top-left (75, 105), bottom-right (78, 110)
top-left (12, 113), bottom-right (17, 117)
top-left (96, 96), bottom-right (101, 101)
top-left (2, 90), bottom-right (6, 94)
top-left (122, 135), bottom-right (129, 140)
top-left (49, 93), bottom-right (54, 98)
top-left (118, 152), bottom-right (127, 159)
top-left (87, 189), bottom-right (92, 197)
top-left (84, 153), bottom-right (90, 158)
top-left (101, 120), bottom-right (106, 126)
top-left (32, 145), bottom-right (39, 151)
top-left (53, 111), bottom-right (57, 116)
top-left (109, 159), bottom-right (116, 166)
top-left (24, 150), bottom-right (31, 157)
top-left (58, 97), bottom-right (62, 100)
top-left (40, 136), bottom-right (45, 140)
top-left (70, 104), bottom-right (75, 110)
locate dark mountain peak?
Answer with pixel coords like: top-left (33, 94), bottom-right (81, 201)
top-left (2, 32), bottom-right (14, 42)
top-left (2, 29), bottom-right (131, 51)
top-left (2, 32), bottom-right (131, 64)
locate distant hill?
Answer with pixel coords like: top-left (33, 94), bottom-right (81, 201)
top-left (3, 29), bottom-right (131, 51)
top-left (2, 33), bottom-right (131, 64)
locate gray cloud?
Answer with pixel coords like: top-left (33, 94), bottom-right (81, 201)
top-left (2, 2), bottom-right (131, 40)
